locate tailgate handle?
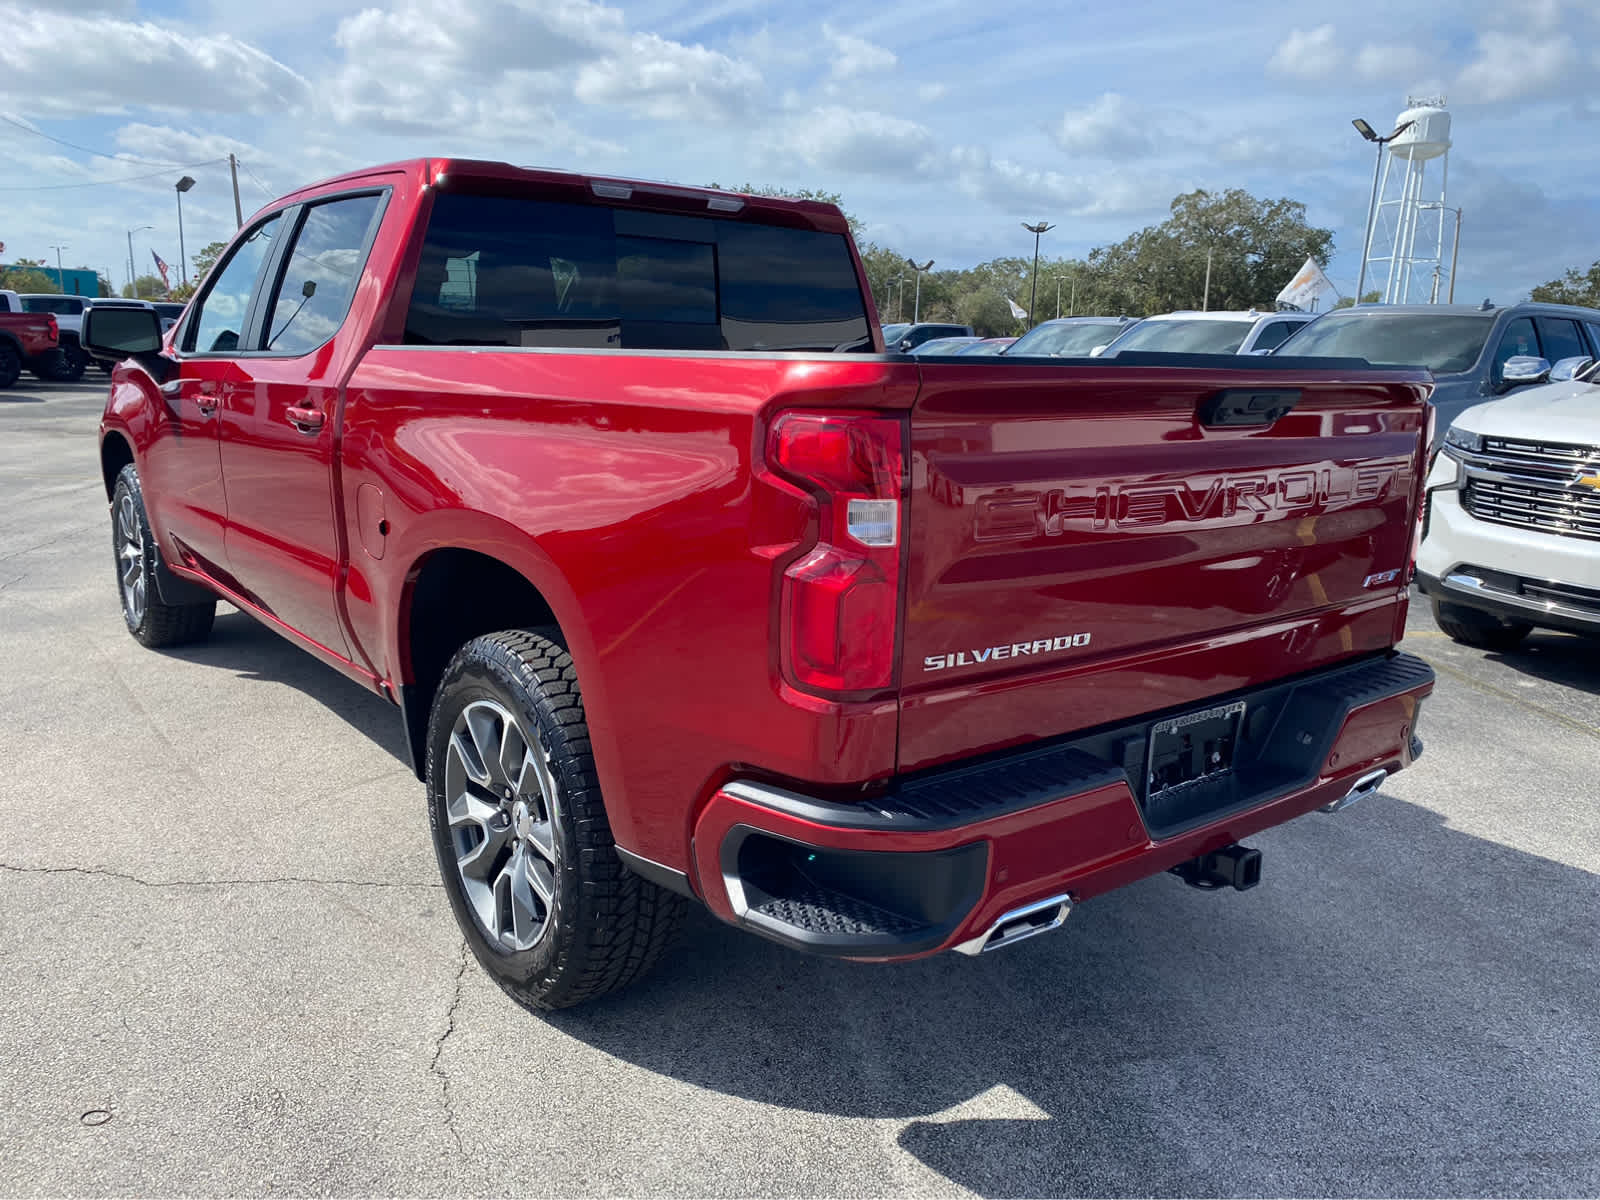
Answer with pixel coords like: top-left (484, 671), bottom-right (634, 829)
top-left (1199, 388), bottom-right (1300, 428)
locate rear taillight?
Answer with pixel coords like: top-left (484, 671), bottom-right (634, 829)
top-left (46, 314), bottom-right (58, 338)
top-left (768, 411), bottom-right (905, 695)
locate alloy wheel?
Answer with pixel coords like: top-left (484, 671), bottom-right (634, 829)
top-left (116, 492), bottom-right (146, 627)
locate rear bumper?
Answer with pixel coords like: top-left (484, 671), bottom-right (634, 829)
top-left (691, 651), bottom-right (1434, 960)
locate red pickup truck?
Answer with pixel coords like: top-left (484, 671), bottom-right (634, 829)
top-left (0, 290), bottom-right (60, 388)
top-left (90, 158), bottom-right (1435, 1009)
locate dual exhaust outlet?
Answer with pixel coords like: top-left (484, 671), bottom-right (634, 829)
top-left (954, 767), bottom-right (1387, 953)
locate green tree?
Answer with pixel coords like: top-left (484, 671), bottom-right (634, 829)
top-left (122, 274), bottom-right (167, 299)
top-left (0, 258), bottom-right (58, 293)
top-left (1531, 260), bottom-right (1600, 308)
top-left (1334, 291), bottom-right (1382, 309)
top-left (191, 241), bottom-right (229, 285)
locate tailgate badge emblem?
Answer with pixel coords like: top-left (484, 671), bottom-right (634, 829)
top-left (1363, 570), bottom-right (1400, 587)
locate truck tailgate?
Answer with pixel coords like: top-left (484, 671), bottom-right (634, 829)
top-left (900, 359), bottom-right (1431, 773)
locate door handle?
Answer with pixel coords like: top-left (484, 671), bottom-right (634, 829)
top-left (285, 405), bottom-right (326, 433)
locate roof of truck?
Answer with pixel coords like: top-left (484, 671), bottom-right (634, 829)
top-left (267, 158), bottom-right (852, 234)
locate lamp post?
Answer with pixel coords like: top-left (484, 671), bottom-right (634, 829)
top-left (895, 272), bottom-right (906, 322)
top-left (1021, 221), bottom-right (1054, 328)
top-left (175, 175), bottom-right (196, 288)
top-left (905, 258), bottom-right (934, 323)
top-left (49, 244), bottom-right (68, 292)
top-left (1351, 117), bottom-right (1415, 306)
top-left (126, 225), bottom-right (153, 297)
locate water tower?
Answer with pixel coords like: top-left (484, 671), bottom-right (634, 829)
top-left (1357, 97), bottom-right (1459, 304)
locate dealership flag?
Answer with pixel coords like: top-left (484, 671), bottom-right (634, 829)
top-left (151, 249), bottom-right (171, 293)
top-left (1276, 257), bottom-right (1337, 311)
top-left (1006, 296), bottom-right (1028, 320)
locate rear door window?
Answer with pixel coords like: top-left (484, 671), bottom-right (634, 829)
top-left (1534, 317), bottom-right (1586, 364)
top-left (405, 191), bottom-right (871, 352)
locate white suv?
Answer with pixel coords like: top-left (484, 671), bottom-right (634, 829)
top-left (1417, 354), bottom-right (1600, 649)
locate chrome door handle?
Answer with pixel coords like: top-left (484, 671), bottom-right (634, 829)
top-left (285, 405), bottom-right (325, 433)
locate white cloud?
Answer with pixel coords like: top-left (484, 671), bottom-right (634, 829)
top-left (1354, 44), bottom-right (1425, 82)
top-left (781, 106), bottom-right (936, 175)
top-left (1052, 93), bottom-right (1150, 159)
top-left (574, 32), bottom-right (763, 122)
top-left (822, 24), bottom-right (897, 79)
top-left (917, 82), bottom-right (948, 103)
top-left (0, 4), bottom-right (310, 117)
top-left (1267, 24), bottom-right (1340, 81)
top-left (1455, 30), bottom-right (1581, 102)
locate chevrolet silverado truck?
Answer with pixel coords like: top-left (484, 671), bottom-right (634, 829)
top-left (88, 158), bottom-right (1437, 1009)
top-left (1419, 353), bottom-right (1600, 647)
top-left (0, 290), bottom-right (61, 388)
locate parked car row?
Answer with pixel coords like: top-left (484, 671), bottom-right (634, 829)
top-left (0, 290), bottom-right (186, 382)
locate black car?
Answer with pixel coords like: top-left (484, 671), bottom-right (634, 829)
top-left (880, 322), bottom-right (975, 352)
top-left (1275, 302), bottom-right (1600, 445)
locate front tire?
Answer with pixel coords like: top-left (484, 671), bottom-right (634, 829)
top-left (426, 630), bottom-right (685, 1010)
top-left (0, 343), bottom-right (20, 389)
top-left (1430, 597), bottom-right (1531, 652)
top-left (110, 464), bottom-right (216, 648)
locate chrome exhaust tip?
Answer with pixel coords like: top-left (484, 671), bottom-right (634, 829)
top-left (1320, 767), bottom-right (1388, 814)
top-left (952, 893), bottom-right (1072, 956)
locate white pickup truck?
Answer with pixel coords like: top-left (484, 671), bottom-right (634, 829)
top-left (1418, 354), bottom-right (1600, 647)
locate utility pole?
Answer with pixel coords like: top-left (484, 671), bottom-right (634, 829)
top-left (1069, 273), bottom-right (1077, 317)
top-left (229, 154), bottom-right (244, 229)
top-left (905, 259), bottom-right (934, 323)
top-left (1202, 247), bottom-right (1213, 311)
top-left (1055, 275), bottom-right (1062, 320)
top-left (126, 225), bottom-right (152, 297)
top-left (49, 244), bottom-right (67, 291)
top-left (1021, 221), bottom-right (1054, 328)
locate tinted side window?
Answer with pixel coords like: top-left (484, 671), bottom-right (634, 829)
top-left (186, 215), bottom-right (281, 354)
top-left (1492, 317), bottom-right (1537, 376)
top-left (1534, 317), bottom-right (1585, 364)
top-left (264, 194), bottom-right (384, 355)
top-left (1587, 323), bottom-right (1600, 355)
top-left (405, 192), bottom-right (870, 352)
top-left (1251, 321), bottom-right (1298, 351)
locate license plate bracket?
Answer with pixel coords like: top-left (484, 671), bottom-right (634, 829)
top-left (1144, 700), bottom-right (1246, 803)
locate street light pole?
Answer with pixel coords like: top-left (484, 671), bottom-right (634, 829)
top-left (49, 244), bottom-right (68, 292)
top-left (126, 225), bottom-right (153, 297)
top-left (1351, 117), bottom-right (1415, 306)
top-left (1021, 221), bottom-right (1054, 328)
top-left (905, 258), bottom-right (933, 323)
top-left (175, 175), bottom-right (196, 289)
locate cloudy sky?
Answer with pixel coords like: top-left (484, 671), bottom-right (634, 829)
top-left (2, 0), bottom-right (1597, 306)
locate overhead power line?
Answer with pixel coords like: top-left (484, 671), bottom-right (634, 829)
top-left (0, 113), bottom-right (198, 167)
top-left (0, 158), bottom-right (230, 192)
top-left (237, 160), bottom-right (276, 198)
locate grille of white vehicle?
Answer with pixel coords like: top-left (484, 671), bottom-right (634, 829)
top-left (1458, 436), bottom-right (1600, 542)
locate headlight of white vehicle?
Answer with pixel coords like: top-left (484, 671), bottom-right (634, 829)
top-left (1442, 425), bottom-right (1482, 454)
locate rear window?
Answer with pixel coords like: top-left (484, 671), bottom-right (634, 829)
top-left (21, 296), bottom-right (86, 315)
top-left (1105, 319), bottom-right (1256, 356)
top-left (405, 192), bottom-right (872, 353)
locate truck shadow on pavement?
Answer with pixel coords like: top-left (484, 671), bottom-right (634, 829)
top-left (548, 797), bottom-right (1600, 1197)
top-left (163, 609), bottom-right (410, 764)
top-left (1481, 630), bottom-right (1600, 698)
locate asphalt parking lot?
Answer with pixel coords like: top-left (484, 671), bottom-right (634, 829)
top-left (2, 374), bottom-right (1597, 1197)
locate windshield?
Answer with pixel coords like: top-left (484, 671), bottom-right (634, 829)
top-left (911, 337), bottom-right (978, 355)
top-left (880, 323), bottom-right (910, 343)
top-left (959, 339), bottom-right (1011, 355)
top-left (1276, 312), bottom-right (1497, 373)
top-left (1007, 321), bottom-right (1125, 356)
top-left (1105, 319), bottom-right (1256, 355)
top-left (21, 296), bottom-right (85, 315)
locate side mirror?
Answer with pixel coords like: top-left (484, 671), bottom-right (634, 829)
top-left (1550, 355), bottom-right (1594, 382)
top-left (897, 338), bottom-right (913, 353)
top-left (1089, 344), bottom-right (1109, 357)
top-left (1499, 354), bottom-right (1551, 389)
top-left (82, 305), bottom-right (163, 360)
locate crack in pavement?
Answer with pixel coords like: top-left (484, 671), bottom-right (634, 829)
top-left (430, 940), bottom-right (469, 1156)
top-left (0, 862), bottom-right (444, 890)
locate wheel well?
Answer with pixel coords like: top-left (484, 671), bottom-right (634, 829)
top-left (101, 433), bottom-right (134, 501)
top-left (400, 548), bottom-right (562, 778)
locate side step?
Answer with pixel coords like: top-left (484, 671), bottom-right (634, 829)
top-left (1170, 844), bottom-right (1262, 892)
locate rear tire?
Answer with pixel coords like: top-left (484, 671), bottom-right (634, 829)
top-left (110, 464), bottom-right (216, 648)
top-left (1431, 597), bottom-right (1531, 652)
top-left (0, 343), bottom-right (20, 389)
top-left (426, 630), bottom-right (686, 1010)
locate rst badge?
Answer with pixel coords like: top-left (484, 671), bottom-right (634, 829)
top-left (924, 632), bottom-right (1092, 671)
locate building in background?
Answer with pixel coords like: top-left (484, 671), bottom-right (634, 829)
top-left (0, 264), bottom-right (99, 296)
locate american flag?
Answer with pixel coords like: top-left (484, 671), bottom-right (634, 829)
top-left (151, 250), bottom-right (171, 292)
